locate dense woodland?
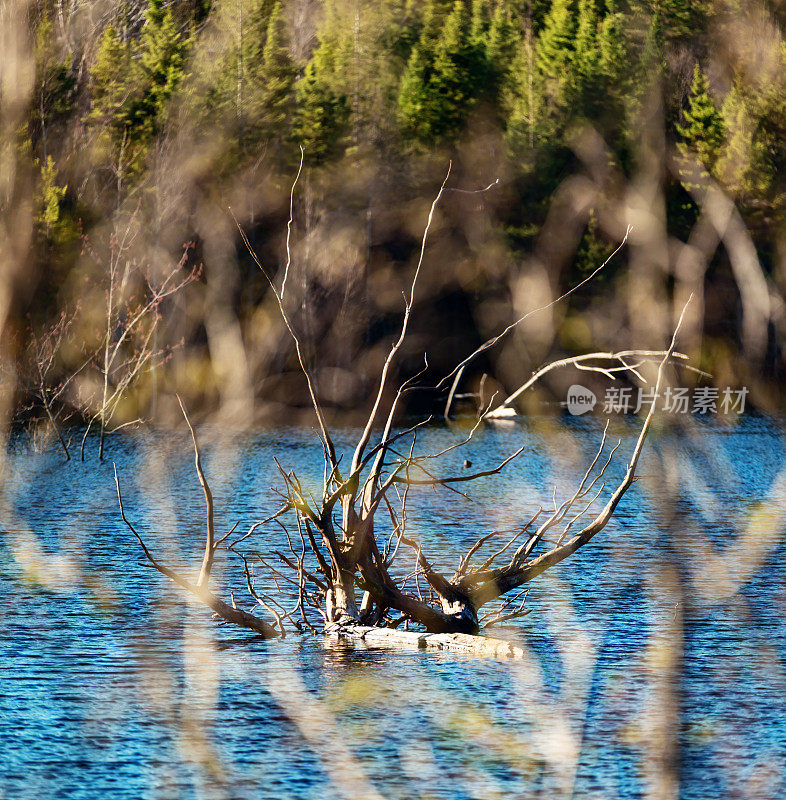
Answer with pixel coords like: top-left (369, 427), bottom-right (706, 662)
top-left (7, 0), bottom-right (786, 437)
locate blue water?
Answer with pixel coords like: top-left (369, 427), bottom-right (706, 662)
top-left (1, 416), bottom-right (785, 799)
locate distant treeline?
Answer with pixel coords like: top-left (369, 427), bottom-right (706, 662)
top-left (11, 0), bottom-right (786, 430)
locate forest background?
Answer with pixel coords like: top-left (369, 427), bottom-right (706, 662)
top-left (4, 0), bottom-right (785, 442)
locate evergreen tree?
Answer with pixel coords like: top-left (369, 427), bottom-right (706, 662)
top-left (397, 0), bottom-right (446, 143)
top-left (398, 0), bottom-right (485, 145)
top-left (34, 155), bottom-right (67, 239)
top-left (598, 3), bottom-right (627, 86)
top-left (596, 2), bottom-right (630, 140)
top-left (536, 0), bottom-right (575, 82)
top-left (534, 0), bottom-right (576, 136)
top-left (89, 0), bottom-right (187, 186)
top-left (136, 0), bottom-right (188, 137)
top-left (430, 1), bottom-right (485, 126)
top-left (716, 85), bottom-right (772, 202)
top-left (416, 0), bottom-right (445, 51)
top-left (303, 0), bottom-right (413, 153)
top-left (638, 11), bottom-right (665, 81)
top-left (398, 39), bottom-right (434, 142)
top-left (503, 14), bottom-right (538, 152)
top-left (192, 0), bottom-right (276, 128)
top-left (631, 0), bottom-right (711, 40)
top-left (236, 0), bottom-right (277, 119)
top-left (569, 0), bottom-right (601, 117)
top-left (485, 4), bottom-right (519, 103)
top-left (575, 211), bottom-right (614, 278)
top-left (89, 23), bottom-right (143, 187)
top-left (535, 0), bottom-right (558, 28)
top-left (294, 42), bottom-right (349, 163)
top-left (676, 64), bottom-right (725, 174)
top-left (252, 2), bottom-right (295, 139)
top-left (33, 15), bottom-right (76, 154)
top-left (574, 0), bottom-right (599, 78)
top-left (470, 0), bottom-right (490, 47)
top-left (90, 25), bottom-right (135, 142)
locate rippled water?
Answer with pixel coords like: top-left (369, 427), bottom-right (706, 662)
top-left (2, 416), bottom-right (785, 799)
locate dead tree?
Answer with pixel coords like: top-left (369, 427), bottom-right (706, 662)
top-left (119, 164), bottom-right (693, 638)
top-left (19, 305), bottom-right (89, 459)
top-left (79, 209), bottom-right (200, 460)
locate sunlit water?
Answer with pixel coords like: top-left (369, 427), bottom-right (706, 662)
top-left (2, 416), bottom-right (785, 799)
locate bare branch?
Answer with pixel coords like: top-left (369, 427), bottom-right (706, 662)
top-left (114, 464), bottom-right (278, 638)
top-left (439, 225), bottom-right (633, 390)
top-left (349, 164), bottom-right (452, 479)
top-left (485, 349), bottom-right (697, 419)
top-left (390, 440), bottom-right (528, 487)
top-left (230, 205), bottom-right (339, 471)
top-left (226, 504), bottom-right (291, 549)
top-left (280, 145), bottom-right (304, 300)
top-left (463, 295), bottom-right (694, 606)
top-left (177, 395), bottom-right (214, 588)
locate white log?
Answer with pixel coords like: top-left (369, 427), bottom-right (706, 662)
top-left (325, 624), bottom-right (527, 659)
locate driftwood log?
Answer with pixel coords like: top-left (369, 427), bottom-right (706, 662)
top-left (326, 624), bottom-right (529, 659)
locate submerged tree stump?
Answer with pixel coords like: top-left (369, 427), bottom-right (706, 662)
top-left (325, 624), bottom-right (527, 659)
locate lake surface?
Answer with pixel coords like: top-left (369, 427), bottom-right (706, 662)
top-left (1, 416), bottom-right (785, 799)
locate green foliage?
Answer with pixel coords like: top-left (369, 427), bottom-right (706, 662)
top-left (299, 0), bottom-right (413, 154)
top-left (638, 11), bottom-right (665, 80)
top-left (716, 85), bottom-right (774, 203)
top-left (89, 0), bottom-right (187, 183)
top-left (677, 64), bottom-right (725, 174)
top-left (34, 156), bottom-right (67, 233)
top-left (229, 0), bottom-right (296, 152)
top-left (397, 34), bottom-right (435, 142)
top-left (536, 0), bottom-right (575, 83)
top-left (294, 43), bottom-right (350, 163)
top-left (137, 0), bottom-right (188, 133)
top-left (34, 15), bottom-right (76, 138)
top-left (631, 0), bottom-right (711, 40)
top-left (503, 18), bottom-right (537, 153)
top-left (505, 0), bottom-right (625, 145)
top-left (21, 0), bottom-right (786, 418)
top-left (484, 4), bottom-right (520, 101)
top-left (430, 2), bottom-right (486, 122)
top-left (598, 4), bottom-right (627, 85)
top-left (575, 211), bottom-right (614, 278)
top-left (470, 0), bottom-right (490, 46)
top-left (28, 0), bottom-right (786, 279)
top-left (89, 25), bottom-right (134, 137)
top-left (256, 2), bottom-right (295, 133)
top-left (534, 0), bottom-right (575, 135)
top-left (398, 0), bottom-right (487, 145)
top-left (573, 0), bottom-right (599, 79)
top-left (185, 0), bottom-right (293, 145)
top-left (568, 0), bottom-right (601, 116)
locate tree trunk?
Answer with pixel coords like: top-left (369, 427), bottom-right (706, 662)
top-left (326, 568), bottom-right (360, 624)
